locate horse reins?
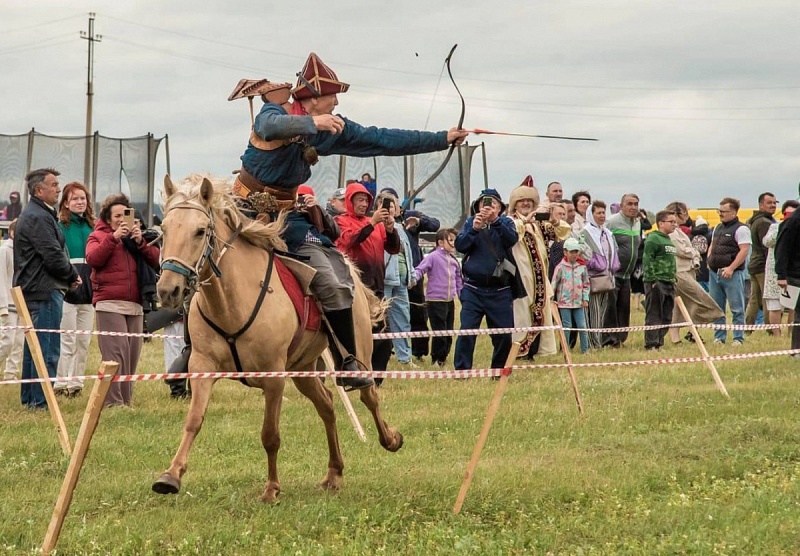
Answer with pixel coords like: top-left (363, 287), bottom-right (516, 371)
top-left (160, 200), bottom-right (242, 292)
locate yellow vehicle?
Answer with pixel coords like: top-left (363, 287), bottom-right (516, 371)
top-left (688, 208), bottom-right (783, 229)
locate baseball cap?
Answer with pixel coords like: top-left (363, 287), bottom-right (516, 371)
top-left (564, 237), bottom-right (580, 252)
top-left (331, 188), bottom-right (346, 200)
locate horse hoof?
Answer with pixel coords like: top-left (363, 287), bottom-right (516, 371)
top-left (319, 471), bottom-right (342, 492)
top-left (394, 432), bottom-right (404, 452)
top-left (152, 473), bottom-right (181, 495)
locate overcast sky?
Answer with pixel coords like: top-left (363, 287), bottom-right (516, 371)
top-left (2, 1), bottom-right (799, 212)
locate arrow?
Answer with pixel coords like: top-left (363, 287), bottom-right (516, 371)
top-left (464, 128), bottom-right (598, 141)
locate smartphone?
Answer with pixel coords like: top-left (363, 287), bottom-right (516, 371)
top-left (123, 207), bottom-right (135, 228)
top-left (481, 197), bottom-right (493, 208)
top-left (535, 211), bottom-right (549, 221)
top-left (381, 197), bottom-right (392, 210)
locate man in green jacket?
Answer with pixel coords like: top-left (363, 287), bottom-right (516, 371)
top-left (642, 210), bottom-right (678, 350)
top-left (603, 193), bottom-right (643, 347)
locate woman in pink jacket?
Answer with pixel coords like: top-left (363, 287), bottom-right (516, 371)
top-left (86, 194), bottom-right (160, 407)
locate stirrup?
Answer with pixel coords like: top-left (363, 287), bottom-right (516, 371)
top-left (335, 376), bottom-right (374, 392)
top-left (334, 355), bottom-right (373, 391)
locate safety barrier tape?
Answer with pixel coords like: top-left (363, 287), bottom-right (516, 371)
top-left (5, 320), bottom-right (796, 342)
top-left (2, 347), bottom-right (797, 386)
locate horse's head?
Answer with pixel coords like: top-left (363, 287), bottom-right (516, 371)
top-left (157, 175), bottom-right (219, 308)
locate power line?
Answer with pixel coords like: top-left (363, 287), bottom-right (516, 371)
top-left (99, 13), bottom-right (800, 93)
top-left (101, 14), bottom-right (800, 93)
top-left (103, 35), bottom-right (273, 74)
top-left (356, 83), bottom-right (800, 112)
top-left (0, 34), bottom-right (75, 57)
top-left (0, 13), bottom-right (83, 37)
top-left (104, 35), bottom-right (800, 122)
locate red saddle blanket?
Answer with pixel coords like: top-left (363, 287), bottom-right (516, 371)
top-left (274, 256), bottom-right (321, 332)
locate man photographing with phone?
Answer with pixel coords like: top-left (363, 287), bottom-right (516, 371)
top-left (335, 183), bottom-right (400, 380)
top-left (453, 189), bottom-right (518, 373)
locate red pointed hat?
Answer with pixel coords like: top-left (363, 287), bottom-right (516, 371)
top-left (292, 52), bottom-right (350, 100)
top-left (520, 175), bottom-right (535, 187)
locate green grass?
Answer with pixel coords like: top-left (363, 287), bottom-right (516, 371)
top-left (1, 307), bottom-right (800, 555)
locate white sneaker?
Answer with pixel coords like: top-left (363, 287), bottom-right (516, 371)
top-left (732, 339), bottom-right (744, 346)
top-left (713, 339), bottom-right (725, 345)
top-left (398, 359), bottom-right (419, 369)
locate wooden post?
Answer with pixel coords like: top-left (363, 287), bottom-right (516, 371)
top-left (675, 296), bottom-right (729, 397)
top-left (322, 349), bottom-right (366, 442)
top-left (11, 287), bottom-right (72, 455)
top-left (41, 361), bottom-right (117, 555)
top-left (453, 342), bottom-right (521, 515)
top-left (550, 303), bottom-right (585, 415)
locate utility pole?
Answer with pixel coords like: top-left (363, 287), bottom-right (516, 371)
top-left (80, 13), bottom-right (101, 186)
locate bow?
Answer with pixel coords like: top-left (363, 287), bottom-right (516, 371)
top-left (402, 44), bottom-right (464, 211)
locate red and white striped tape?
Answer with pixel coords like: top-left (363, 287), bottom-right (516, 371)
top-left (1, 321), bottom-right (797, 342)
top-left (2, 348), bottom-right (797, 386)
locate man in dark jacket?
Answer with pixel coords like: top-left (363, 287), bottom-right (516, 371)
top-left (13, 168), bottom-right (80, 410)
top-left (775, 204), bottom-right (800, 353)
top-left (403, 207), bottom-right (440, 361)
top-left (453, 189), bottom-right (518, 372)
top-left (707, 197), bottom-right (751, 345)
top-left (745, 192), bottom-right (777, 327)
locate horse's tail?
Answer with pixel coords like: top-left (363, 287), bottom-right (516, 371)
top-left (344, 255), bottom-right (388, 327)
top-left (362, 285), bottom-right (389, 327)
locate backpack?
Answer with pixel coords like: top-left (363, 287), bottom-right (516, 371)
top-left (691, 233), bottom-right (708, 255)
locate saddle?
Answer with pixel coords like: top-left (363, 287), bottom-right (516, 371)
top-left (274, 255), bottom-right (321, 355)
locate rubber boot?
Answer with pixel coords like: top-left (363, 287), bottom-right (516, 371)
top-left (324, 308), bottom-right (373, 391)
top-left (166, 345), bottom-right (192, 399)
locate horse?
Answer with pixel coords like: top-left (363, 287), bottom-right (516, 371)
top-left (152, 174), bottom-right (403, 502)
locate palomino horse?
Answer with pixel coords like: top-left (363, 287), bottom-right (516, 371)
top-left (152, 174), bottom-right (403, 502)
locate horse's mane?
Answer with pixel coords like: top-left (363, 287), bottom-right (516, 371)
top-left (165, 173), bottom-right (287, 252)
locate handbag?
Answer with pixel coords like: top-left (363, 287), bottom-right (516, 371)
top-left (589, 271), bottom-right (615, 293)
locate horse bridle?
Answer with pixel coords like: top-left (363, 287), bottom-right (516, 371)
top-left (160, 200), bottom-right (241, 293)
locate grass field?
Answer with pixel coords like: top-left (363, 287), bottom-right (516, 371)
top-left (1, 306), bottom-right (799, 555)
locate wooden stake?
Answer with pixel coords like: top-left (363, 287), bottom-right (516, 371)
top-left (453, 342), bottom-right (521, 515)
top-left (675, 296), bottom-right (729, 397)
top-left (550, 302), bottom-right (585, 415)
top-left (322, 349), bottom-right (366, 442)
top-left (11, 287), bottom-right (72, 455)
top-left (41, 361), bottom-right (118, 555)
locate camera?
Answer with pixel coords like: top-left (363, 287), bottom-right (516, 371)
top-left (381, 197), bottom-right (392, 211)
top-left (481, 197), bottom-right (493, 208)
top-left (295, 195), bottom-right (307, 210)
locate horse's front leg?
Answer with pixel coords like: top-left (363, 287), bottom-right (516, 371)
top-left (359, 385), bottom-right (404, 452)
top-left (260, 378), bottom-right (286, 503)
top-left (152, 377), bottom-right (217, 494)
top-left (292, 374), bottom-right (344, 492)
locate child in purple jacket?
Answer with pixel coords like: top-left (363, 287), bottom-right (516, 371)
top-left (551, 237), bottom-right (591, 353)
top-left (412, 228), bottom-right (463, 366)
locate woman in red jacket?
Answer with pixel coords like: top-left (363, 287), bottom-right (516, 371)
top-left (86, 194), bottom-right (160, 407)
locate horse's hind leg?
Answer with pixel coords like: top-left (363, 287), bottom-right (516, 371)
top-left (292, 375), bottom-right (344, 492)
top-left (359, 385), bottom-right (404, 452)
top-left (152, 377), bottom-right (216, 494)
top-left (260, 378), bottom-right (286, 503)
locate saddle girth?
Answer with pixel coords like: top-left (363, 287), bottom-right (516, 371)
top-left (197, 252), bottom-right (275, 380)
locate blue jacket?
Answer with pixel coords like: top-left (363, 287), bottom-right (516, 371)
top-left (384, 226), bottom-right (415, 287)
top-left (455, 215), bottom-right (518, 287)
top-left (241, 103), bottom-right (450, 189)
